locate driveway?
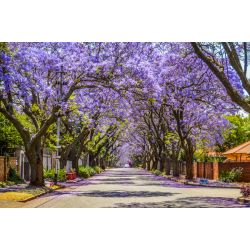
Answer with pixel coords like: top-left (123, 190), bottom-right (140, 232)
top-left (17, 168), bottom-right (250, 208)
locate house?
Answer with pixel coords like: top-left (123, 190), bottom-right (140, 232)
top-left (0, 155), bottom-right (19, 181)
top-left (14, 148), bottom-right (57, 181)
top-left (207, 151), bottom-right (223, 157)
top-left (1, 146), bottom-right (89, 182)
top-left (222, 140), bottom-right (250, 162)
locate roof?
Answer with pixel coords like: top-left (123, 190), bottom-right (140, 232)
top-left (207, 151), bottom-right (223, 157)
top-left (223, 141), bottom-right (250, 155)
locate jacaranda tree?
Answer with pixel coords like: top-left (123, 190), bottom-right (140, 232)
top-left (0, 42), bottom-right (241, 185)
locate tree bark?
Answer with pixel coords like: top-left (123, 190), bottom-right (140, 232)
top-left (173, 161), bottom-right (180, 177)
top-left (59, 129), bottom-right (89, 170)
top-left (191, 42), bottom-right (250, 113)
top-left (159, 154), bottom-right (165, 172)
top-left (60, 154), bottom-right (68, 170)
top-left (165, 159), bottom-right (171, 175)
top-left (146, 159), bottom-right (151, 170)
top-left (152, 157), bottom-right (158, 170)
top-left (89, 152), bottom-right (95, 167)
top-left (185, 151), bottom-right (194, 180)
top-left (100, 158), bottom-right (105, 170)
top-left (72, 157), bottom-right (79, 174)
top-left (26, 140), bottom-right (44, 186)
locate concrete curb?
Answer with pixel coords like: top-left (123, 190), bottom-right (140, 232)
top-left (183, 182), bottom-right (241, 189)
top-left (21, 170), bottom-right (107, 202)
top-left (19, 186), bottom-right (64, 202)
top-left (237, 197), bottom-right (250, 203)
top-left (145, 169), bottom-right (241, 189)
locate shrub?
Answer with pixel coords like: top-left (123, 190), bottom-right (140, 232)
top-left (5, 181), bottom-right (15, 186)
top-left (78, 167), bottom-right (91, 178)
top-left (58, 169), bottom-right (66, 182)
top-left (219, 167), bottom-right (243, 183)
top-left (44, 169), bottom-right (55, 180)
top-left (240, 185), bottom-right (250, 198)
top-left (152, 169), bottom-right (162, 176)
top-left (78, 166), bottom-right (97, 178)
top-left (44, 169), bottom-right (66, 182)
top-left (93, 166), bottom-right (103, 174)
top-left (0, 182), bottom-right (7, 188)
top-left (85, 166), bottom-right (95, 176)
top-left (7, 168), bottom-right (23, 184)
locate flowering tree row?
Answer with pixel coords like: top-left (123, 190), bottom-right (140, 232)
top-left (0, 42), bottom-right (248, 185)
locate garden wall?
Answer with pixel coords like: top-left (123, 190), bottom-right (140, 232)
top-left (0, 156), bottom-right (19, 181)
top-left (0, 157), bottom-right (5, 181)
top-left (193, 161), bottom-right (250, 182)
top-left (218, 162), bottom-right (250, 182)
top-left (194, 162), bottom-right (219, 180)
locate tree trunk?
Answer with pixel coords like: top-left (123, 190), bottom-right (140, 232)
top-left (146, 153), bottom-right (152, 170)
top-left (159, 154), bottom-right (165, 172)
top-left (165, 159), bottom-right (171, 175)
top-left (152, 156), bottom-right (158, 170)
top-left (185, 152), bottom-right (194, 180)
top-left (173, 161), bottom-right (180, 177)
top-left (159, 156), bottom-right (163, 172)
top-left (26, 141), bottom-right (44, 186)
top-left (60, 153), bottom-right (68, 170)
top-left (72, 157), bottom-right (79, 174)
top-left (146, 160), bottom-right (150, 170)
top-left (89, 153), bottom-right (95, 167)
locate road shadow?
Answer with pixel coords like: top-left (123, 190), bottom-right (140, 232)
top-left (76, 190), bottom-right (180, 198)
top-left (135, 182), bottom-right (204, 189)
top-left (112, 196), bottom-right (250, 208)
top-left (36, 189), bottom-right (179, 199)
top-left (97, 174), bottom-right (151, 179)
top-left (101, 172), bottom-right (151, 178)
top-left (90, 177), bottom-right (134, 182)
top-left (89, 181), bottom-right (136, 185)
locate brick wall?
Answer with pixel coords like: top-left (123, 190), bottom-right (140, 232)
top-left (193, 162), bottom-right (218, 180)
top-left (213, 162), bottom-right (219, 180)
top-left (193, 161), bottom-right (250, 182)
top-left (193, 162), bottom-right (197, 178)
top-left (196, 162), bottom-right (214, 179)
top-left (0, 157), bottom-right (6, 181)
top-left (218, 162), bottom-right (250, 182)
top-left (0, 156), bottom-right (19, 181)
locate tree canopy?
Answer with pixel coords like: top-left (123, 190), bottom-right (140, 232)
top-left (0, 42), bottom-right (248, 185)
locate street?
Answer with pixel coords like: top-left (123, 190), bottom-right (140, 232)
top-left (16, 168), bottom-right (249, 208)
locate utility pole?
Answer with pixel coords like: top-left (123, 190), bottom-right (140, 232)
top-left (54, 66), bottom-right (64, 184)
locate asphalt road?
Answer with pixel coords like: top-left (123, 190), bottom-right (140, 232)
top-left (20, 168), bottom-right (249, 208)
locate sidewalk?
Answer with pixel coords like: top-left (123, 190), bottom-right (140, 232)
top-left (0, 172), bottom-right (105, 207)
